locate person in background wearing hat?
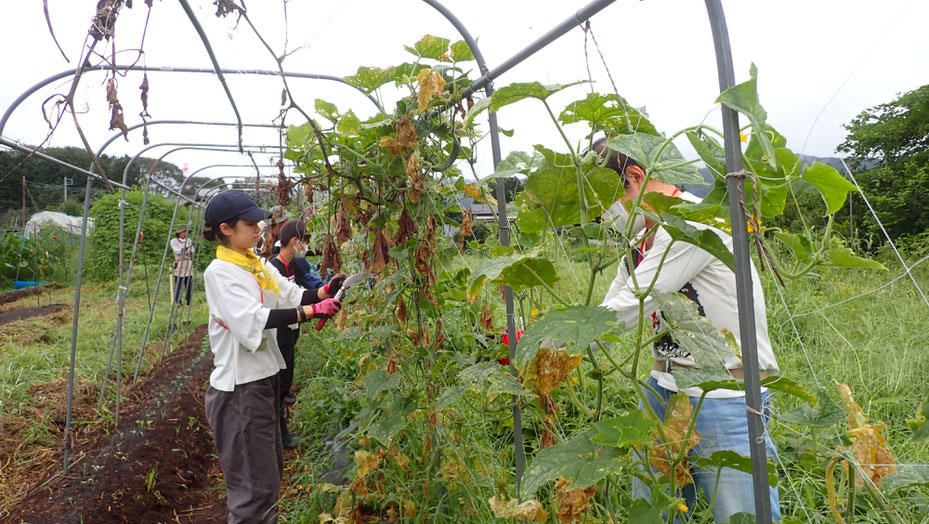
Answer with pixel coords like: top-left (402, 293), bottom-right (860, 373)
top-left (201, 191), bottom-right (343, 524)
top-left (256, 205), bottom-right (291, 259)
top-left (170, 225), bottom-right (194, 306)
top-left (266, 220), bottom-right (346, 448)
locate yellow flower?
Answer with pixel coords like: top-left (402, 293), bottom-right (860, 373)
top-left (678, 502), bottom-right (689, 513)
top-left (531, 309), bottom-right (539, 318)
top-left (739, 133), bottom-right (748, 143)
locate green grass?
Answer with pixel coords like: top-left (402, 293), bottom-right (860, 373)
top-left (0, 267), bottom-right (208, 424)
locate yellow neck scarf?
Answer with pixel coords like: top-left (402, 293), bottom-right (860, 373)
top-left (216, 245), bottom-right (280, 296)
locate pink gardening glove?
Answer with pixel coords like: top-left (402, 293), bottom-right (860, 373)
top-left (311, 298), bottom-right (342, 319)
top-left (324, 273), bottom-right (347, 297)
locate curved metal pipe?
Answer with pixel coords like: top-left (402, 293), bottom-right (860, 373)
top-left (1, 65), bottom-right (381, 136)
top-left (177, 0), bottom-right (244, 150)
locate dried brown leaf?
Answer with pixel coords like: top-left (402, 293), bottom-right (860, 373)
top-left (371, 228), bottom-right (391, 273)
top-left (396, 296), bottom-right (407, 324)
top-left (335, 203), bottom-right (352, 245)
top-left (395, 208), bottom-right (418, 245)
top-left (524, 345), bottom-right (583, 396)
top-left (320, 232), bottom-right (342, 275)
top-left (459, 210), bottom-right (473, 253)
top-left (479, 301), bottom-right (494, 331)
top-left (554, 477), bottom-right (597, 524)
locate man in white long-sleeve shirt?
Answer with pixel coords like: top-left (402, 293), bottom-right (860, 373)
top-left (592, 137), bottom-right (781, 522)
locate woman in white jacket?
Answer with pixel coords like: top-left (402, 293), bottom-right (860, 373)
top-left (200, 191), bottom-right (342, 524)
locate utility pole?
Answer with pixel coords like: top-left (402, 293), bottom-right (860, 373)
top-left (22, 176), bottom-right (26, 230)
top-left (64, 177), bottom-right (69, 202)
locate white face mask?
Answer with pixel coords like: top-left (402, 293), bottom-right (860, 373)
top-left (295, 241), bottom-right (308, 257)
top-left (602, 199), bottom-right (646, 235)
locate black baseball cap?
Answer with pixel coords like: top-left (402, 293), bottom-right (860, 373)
top-left (204, 191), bottom-right (271, 227)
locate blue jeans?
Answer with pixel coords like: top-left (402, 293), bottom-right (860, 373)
top-left (633, 376), bottom-right (781, 523)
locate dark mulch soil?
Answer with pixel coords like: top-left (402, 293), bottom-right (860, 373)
top-left (4, 324), bottom-right (227, 524)
top-left (0, 304), bottom-right (68, 326)
top-left (0, 284), bottom-right (61, 306)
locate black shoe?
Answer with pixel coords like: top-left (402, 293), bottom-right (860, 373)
top-left (283, 394), bottom-right (296, 406)
top-left (282, 426), bottom-right (298, 449)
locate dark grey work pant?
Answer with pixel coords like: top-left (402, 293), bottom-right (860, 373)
top-left (205, 375), bottom-right (284, 524)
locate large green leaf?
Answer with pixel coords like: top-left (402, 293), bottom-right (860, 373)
top-left (456, 361), bottom-right (530, 399)
top-left (314, 98), bottom-right (339, 122)
top-left (493, 150), bottom-right (543, 178)
top-left (881, 465), bottom-right (929, 491)
top-left (559, 92), bottom-right (659, 136)
top-left (337, 109), bottom-right (361, 137)
top-left (774, 232), bottom-right (813, 265)
top-left (404, 34), bottom-right (451, 60)
top-left (449, 40), bottom-right (474, 61)
top-left (515, 305), bottom-right (619, 366)
top-left (466, 251), bottom-right (559, 301)
top-left (660, 214), bottom-right (735, 272)
top-left (591, 411), bottom-right (659, 448)
top-left (494, 257), bottom-right (559, 294)
top-left (345, 66), bottom-right (394, 93)
top-left (798, 162), bottom-right (856, 214)
top-left (474, 81), bottom-right (584, 117)
top-left (693, 450), bottom-right (778, 486)
top-left (824, 246), bottom-right (886, 270)
top-left (716, 64), bottom-right (776, 169)
top-left (522, 157), bottom-right (622, 227)
top-left (686, 131), bottom-right (727, 178)
top-left (652, 291), bottom-right (738, 391)
top-left (761, 375), bottom-right (816, 405)
top-left (605, 134), bottom-right (705, 186)
top-left (466, 253), bottom-right (526, 301)
top-left (779, 388), bottom-right (845, 427)
top-left (521, 428), bottom-right (626, 495)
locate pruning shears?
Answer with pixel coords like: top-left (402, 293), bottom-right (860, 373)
top-left (315, 271), bottom-right (375, 330)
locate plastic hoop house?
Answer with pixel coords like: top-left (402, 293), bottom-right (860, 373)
top-left (0, 0), bottom-right (773, 521)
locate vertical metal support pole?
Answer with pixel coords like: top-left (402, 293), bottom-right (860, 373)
top-left (132, 195), bottom-right (182, 383)
top-left (62, 176), bottom-right (93, 473)
top-left (704, 1), bottom-right (773, 522)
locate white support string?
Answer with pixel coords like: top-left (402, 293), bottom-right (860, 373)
top-left (840, 158), bottom-right (929, 311)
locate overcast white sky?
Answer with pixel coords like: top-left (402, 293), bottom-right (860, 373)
top-left (1, 0), bottom-right (927, 181)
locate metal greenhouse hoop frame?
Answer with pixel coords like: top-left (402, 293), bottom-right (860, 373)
top-left (0, 0), bottom-right (772, 521)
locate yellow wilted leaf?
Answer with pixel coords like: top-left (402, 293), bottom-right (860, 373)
top-left (464, 182), bottom-right (484, 203)
top-left (648, 393), bottom-right (701, 487)
top-left (417, 68), bottom-right (446, 113)
top-left (379, 136), bottom-right (403, 156)
top-left (488, 496), bottom-right (548, 522)
top-left (404, 499), bottom-right (418, 518)
top-left (355, 449), bottom-right (382, 478)
top-left (554, 477), bottom-right (597, 523)
top-left (394, 452), bottom-right (410, 470)
top-left (834, 381), bottom-right (896, 487)
top-left (836, 381), bottom-right (869, 429)
top-left (524, 345), bottom-right (583, 396)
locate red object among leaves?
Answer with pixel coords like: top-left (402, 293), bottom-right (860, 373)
top-left (497, 329), bottom-right (524, 365)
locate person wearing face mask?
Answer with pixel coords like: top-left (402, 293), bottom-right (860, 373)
top-left (266, 220), bottom-right (346, 448)
top-left (592, 136), bottom-right (781, 522)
